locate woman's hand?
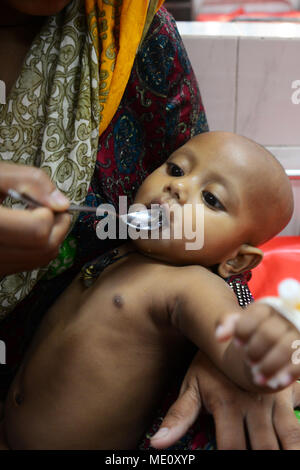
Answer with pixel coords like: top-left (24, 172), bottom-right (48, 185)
top-left (0, 162), bottom-right (71, 277)
top-left (150, 350), bottom-right (300, 450)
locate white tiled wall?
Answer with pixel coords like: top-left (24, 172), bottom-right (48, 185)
top-left (236, 38), bottom-right (300, 146)
top-left (182, 36), bottom-right (238, 131)
top-left (179, 22), bottom-right (300, 235)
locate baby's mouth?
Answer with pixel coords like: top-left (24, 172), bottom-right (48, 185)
top-left (143, 200), bottom-right (169, 230)
top-left (147, 199), bottom-right (182, 229)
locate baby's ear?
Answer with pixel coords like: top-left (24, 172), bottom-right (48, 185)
top-left (218, 244), bottom-right (263, 278)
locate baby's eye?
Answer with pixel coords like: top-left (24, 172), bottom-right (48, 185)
top-left (202, 191), bottom-right (225, 211)
top-left (167, 162), bottom-right (184, 177)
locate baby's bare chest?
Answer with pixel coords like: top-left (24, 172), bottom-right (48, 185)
top-left (33, 258), bottom-right (190, 392)
top-left (50, 257), bottom-right (174, 344)
top-left (80, 262), bottom-right (168, 331)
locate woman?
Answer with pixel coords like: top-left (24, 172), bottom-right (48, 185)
top-left (0, 0), bottom-right (299, 450)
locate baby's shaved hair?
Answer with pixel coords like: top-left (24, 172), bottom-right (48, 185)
top-left (240, 137), bottom-right (292, 245)
top-left (196, 132), bottom-right (294, 246)
top-left (225, 133), bottom-right (293, 245)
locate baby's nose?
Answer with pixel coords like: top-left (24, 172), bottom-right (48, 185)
top-left (166, 181), bottom-right (188, 204)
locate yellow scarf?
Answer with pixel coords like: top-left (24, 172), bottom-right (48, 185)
top-left (85, 0), bottom-right (165, 136)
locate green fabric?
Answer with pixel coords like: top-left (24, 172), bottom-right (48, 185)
top-left (295, 409), bottom-right (300, 423)
top-left (45, 235), bottom-right (77, 280)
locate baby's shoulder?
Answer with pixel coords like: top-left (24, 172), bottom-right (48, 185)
top-left (125, 256), bottom-right (230, 300)
top-left (166, 263), bottom-right (217, 283)
top-left (141, 260), bottom-right (209, 282)
top-left (163, 263), bottom-right (233, 298)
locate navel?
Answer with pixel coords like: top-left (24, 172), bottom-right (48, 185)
top-left (113, 294), bottom-right (124, 309)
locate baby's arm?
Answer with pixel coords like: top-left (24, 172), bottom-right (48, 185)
top-left (171, 266), bottom-right (300, 393)
top-left (170, 266), bottom-right (256, 391)
top-left (216, 303), bottom-right (300, 390)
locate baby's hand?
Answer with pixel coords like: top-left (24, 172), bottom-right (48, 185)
top-left (216, 303), bottom-right (300, 390)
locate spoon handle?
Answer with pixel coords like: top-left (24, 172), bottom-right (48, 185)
top-left (7, 189), bottom-right (109, 215)
top-left (6, 189), bottom-right (161, 231)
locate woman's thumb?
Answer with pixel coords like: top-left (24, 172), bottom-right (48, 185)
top-left (150, 384), bottom-right (202, 449)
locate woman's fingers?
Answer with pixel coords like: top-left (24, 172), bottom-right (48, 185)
top-left (0, 211), bottom-right (71, 276)
top-left (0, 207), bottom-right (55, 247)
top-left (276, 408), bottom-right (300, 450)
top-left (0, 163), bottom-right (71, 275)
top-left (0, 162), bottom-right (69, 211)
top-left (245, 396), bottom-right (279, 449)
top-left (0, 207), bottom-right (71, 248)
top-left (273, 386), bottom-right (300, 450)
top-left (47, 212), bottom-right (72, 249)
top-left (212, 401), bottom-right (246, 449)
top-left (292, 380), bottom-right (300, 407)
top-left (0, 207), bottom-right (71, 249)
top-left (150, 381), bottom-right (202, 449)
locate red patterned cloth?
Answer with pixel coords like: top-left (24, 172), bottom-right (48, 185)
top-left (73, 6), bottom-right (208, 259)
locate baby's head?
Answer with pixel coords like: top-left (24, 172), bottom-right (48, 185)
top-left (133, 131), bottom-right (293, 278)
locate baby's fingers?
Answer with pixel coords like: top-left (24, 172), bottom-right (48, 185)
top-left (215, 313), bottom-right (241, 342)
top-left (215, 302), bottom-right (272, 342)
top-left (232, 303), bottom-right (274, 345)
top-left (264, 364), bottom-right (300, 390)
top-left (250, 331), bottom-right (300, 388)
top-left (238, 312), bottom-right (290, 365)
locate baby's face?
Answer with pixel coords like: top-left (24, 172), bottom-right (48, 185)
top-left (133, 133), bottom-right (261, 267)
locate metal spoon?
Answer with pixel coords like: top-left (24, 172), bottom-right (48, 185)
top-left (7, 189), bottom-right (165, 231)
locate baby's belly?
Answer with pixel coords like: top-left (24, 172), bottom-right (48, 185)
top-left (4, 277), bottom-right (187, 449)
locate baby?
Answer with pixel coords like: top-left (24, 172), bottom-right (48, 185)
top-left (2, 131), bottom-right (299, 449)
